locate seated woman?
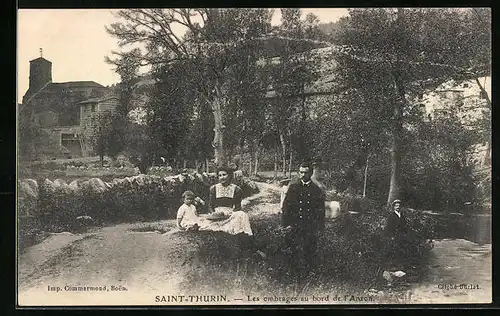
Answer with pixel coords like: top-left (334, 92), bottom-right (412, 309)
top-left (198, 166), bottom-right (253, 236)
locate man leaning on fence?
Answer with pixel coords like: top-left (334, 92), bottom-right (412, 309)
top-left (281, 161), bottom-right (326, 280)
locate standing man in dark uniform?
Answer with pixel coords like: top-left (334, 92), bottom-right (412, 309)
top-left (281, 162), bottom-right (326, 280)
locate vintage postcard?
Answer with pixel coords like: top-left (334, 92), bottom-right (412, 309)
top-left (17, 8), bottom-right (491, 306)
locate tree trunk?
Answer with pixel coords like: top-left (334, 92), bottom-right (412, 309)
top-left (205, 158), bottom-right (209, 173)
top-left (138, 159), bottom-right (149, 174)
top-left (279, 130), bottom-right (286, 176)
top-left (482, 141), bottom-right (491, 166)
top-left (274, 148), bottom-right (278, 179)
top-left (227, 146), bottom-right (234, 167)
top-left (475, 77), bottom-right (491, 110)
top-left (183, 159), bottom-right (187, 169)
top-left (211, 92), bottom-right (226, 167)
top-left (387, 72), bottom-right (405, 206)
top-left (288, 130), bottom-right (293, 178)
top-left (100, 155), bottom-right (104, 167)
top-left (387, 135), bottom-right (401, 205)
top-left (387, 131), bottom-right (402, 206)
top-left (363, 153), bottom-right (370, 198)
top-left (474, 78), bottom-right (491, 167)
top-left (254, 146), bottom-right (259, 176)
top-left (249, 148), bottom-right (254, 177)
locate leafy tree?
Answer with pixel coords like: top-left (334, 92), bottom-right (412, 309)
top-left (401, 110), bottom-right (481, 210)
top-left (107, 48), bottom-right (141, 119)
top-left (303, 13), bottom-right (324, 40)
top-left (124, 122), bottom-right (153, 174)
top-left (147, 62), bottom-right (194, 168)
top-left (333, 8), bottom-right (490, 205)
top-left (265, 9), bottom-right (323, 176)
top-left (18, 104), bottom-right (42, 160)
top-left (106, 9), bottom-right (274, 167)
top-left (83, 110), bottom-right (123, 166)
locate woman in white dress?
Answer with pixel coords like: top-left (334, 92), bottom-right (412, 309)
top-left (200, 166), bottom-right (253, 236)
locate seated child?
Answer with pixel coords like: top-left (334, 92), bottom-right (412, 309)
top-left (176, 190), bottom-right (201, 231)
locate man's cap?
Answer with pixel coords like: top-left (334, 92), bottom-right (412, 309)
top-left (391, 199), bottom-right (402, 205)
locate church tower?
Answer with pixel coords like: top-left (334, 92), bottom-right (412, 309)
top-left (24, 48), bottom-right (52, 102)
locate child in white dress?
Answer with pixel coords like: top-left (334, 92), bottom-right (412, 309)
top-left (176, 191), bottom-right (201, 231)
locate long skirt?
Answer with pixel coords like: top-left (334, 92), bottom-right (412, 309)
top-left (198, 207), bottom-right (253, 236)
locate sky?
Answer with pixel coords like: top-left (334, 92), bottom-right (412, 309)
top-left (17, 8), bottom-right (349, 102)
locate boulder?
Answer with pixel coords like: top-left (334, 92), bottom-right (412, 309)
top-left (19, 179), bottom-right (38, 200)
top-left (18, 180), bottom-right (39, 217)
top-left (69, 180), bottom-right (80, 191)
top-left (391, 270), bottom-right (406, 278)
top-left (43, 179), bottom-right (57, 194)
top-left (53, 179), bottom-right (73, 194)
top-left (131, 174), bottom-right (147, 187)
top-left (53, 179), bottom-right (67, 186)
top-left (82, 178), bottom-right (108, 194)
top-left (24, 179), bottom-right (39, 198)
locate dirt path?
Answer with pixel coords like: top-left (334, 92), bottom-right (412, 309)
top-left (17, 182), bottom-right (491, 305)
top-left (18, 222), bottom-right (192, 305)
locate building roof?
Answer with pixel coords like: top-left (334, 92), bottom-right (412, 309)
top-left (24, 81), bottom-right (106, 98)
top-left (29, 57), bottom-right (52, 63)
top-left (49, 81), bottom-right (105, 89)
top-left (79, 95), bottom-right (119, 104)
top-left (21, 81), bottom-right (110, 111)
top-left (436, 89), bottom-right (465, 92)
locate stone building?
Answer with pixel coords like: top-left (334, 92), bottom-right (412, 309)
top-left (19, 54), bottom-right (119, 159)
top-left (419, 76), bottom-right (491, 167)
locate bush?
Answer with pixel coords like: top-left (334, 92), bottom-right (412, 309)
top-left (189, 209), bottom-right (433, 287)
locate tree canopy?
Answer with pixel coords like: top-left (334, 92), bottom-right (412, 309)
top-left (104, 8), bottom-right (491, 211)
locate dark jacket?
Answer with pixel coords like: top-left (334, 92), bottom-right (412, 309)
top-left (385, 210), bottom-right (409, 238)
top-left (282, 180), bottom-right (325, 233)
